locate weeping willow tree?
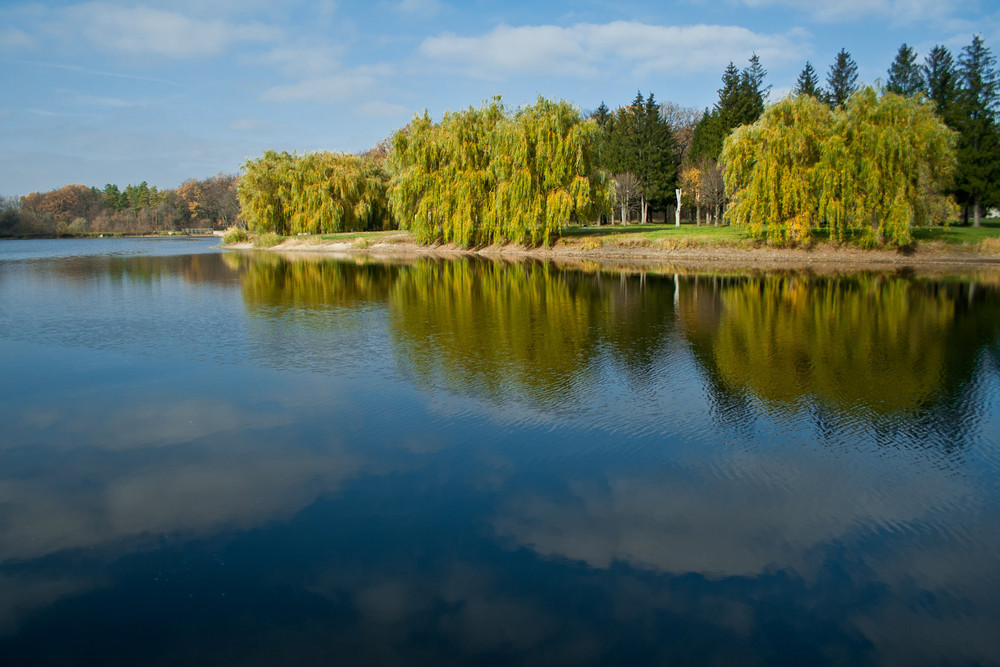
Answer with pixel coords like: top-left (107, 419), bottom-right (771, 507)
top-left (723, 95), bottom-right (832, 244)
top-left (238, 150), bottom-right (392, 234)
top-left (721, 88), bottom-right (956, 246)
top-left (819, 89), bottom-right (957, 246)
top-left (390, 97), bottom-right (611, 248)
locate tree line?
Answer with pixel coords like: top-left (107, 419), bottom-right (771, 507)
top-left (1, 174), bottom-right (238, 237)
top-left (6, 35), bottom-right (998, 246)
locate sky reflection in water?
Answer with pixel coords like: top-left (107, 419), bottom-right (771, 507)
top-left (1, 240), bottom-right (999, 665)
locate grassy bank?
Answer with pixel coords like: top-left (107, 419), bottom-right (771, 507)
top-left (224, 219), bottom-right (1000, 256)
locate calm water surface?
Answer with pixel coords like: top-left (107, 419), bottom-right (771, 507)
top-left (1, 238), bottom-right (999, 666)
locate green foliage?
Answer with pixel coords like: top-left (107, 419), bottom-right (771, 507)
top-left (239, 150), bottom-right (392, 235)
top-left (390, 97), bottom-right (611, 247)
top-left (953, 35), bottom-right (1000, 220)
top-left (252, 232), bottom-right (285, 247)
top-left (723, 95), bottom-right (832, 244)
top-left (794, 62), bottom-right (821, 98)
top-left (722, 89), bottom-right (957, 246)
top-left (886, 44), bottom-right (925, 97)
top-left (688, 56), bottom-right (769, 162)
top-left (222, 227), bottom-right (249, 244)
top-left (826, 49), bottom-right (859, 108)
top-left (924, 45), bottom-right (959, 123)
top-left (597, 92), bottom-right (678, 215)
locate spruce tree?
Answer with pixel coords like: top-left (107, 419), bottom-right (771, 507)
top-left (688, 56), bottom-right (768, 161)
top-left (826, 49), bottom-right (859, 108)
top-left (954, 35), bottom-right (1000, 225)
top-left (924, 45), bottom-right (959, 124)
top-left (886, 44), bottom-right (925, 97)
top-left (794, 62), bottom-right (821, 98)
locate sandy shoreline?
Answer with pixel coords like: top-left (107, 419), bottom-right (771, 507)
top-left (225, 232), bottom-right (1000, 276)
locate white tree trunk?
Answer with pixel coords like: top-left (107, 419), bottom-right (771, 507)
top-left (674, 188), bottom-right (682, 227)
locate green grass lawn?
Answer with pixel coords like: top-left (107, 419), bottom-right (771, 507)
top-left (562, 223), bottom-right (748, 245)
top-left (912, 220), bottom-right (1000, 245)
top-left (316, 230), bottom-right (403, 242)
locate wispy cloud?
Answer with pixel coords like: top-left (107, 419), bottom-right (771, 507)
top-left (0, 27), bottom-right (37, 51)
top-left (354, 101), bottom-right (409, 117)
top-left (248, 45), bottom-right (345, 78)
top-left (1, 58), bottom-right (182, 86)
top-left (229, 117), bottom-right (275, 132)
top-left (260, 71), bottom-right (378, 104)
top-left (420, 21), bottom-right (808, 79)
top-left (62, 2), bottom-right (281, 59)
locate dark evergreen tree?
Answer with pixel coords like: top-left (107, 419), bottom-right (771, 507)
top-left (744, 53), bottom-right (771, 106)
top-left (688, 56), bottom-right (768, 161)
top-left (826, 48), bottom-right (859, 108)
top-left (794, 62), bottom-right (821, 98)
top-left (592, 102), bottom-right (611, 128)
top-left (924, 45), bottom-right (959, 123)
top-left (637, 92), bottom-right (679, 217)
top-left (688, 109), bottom-right (723, 163)
top-left (954, 35), bottom-right (1000, 225)
top-left (886, 43), bottom-right (925, 96)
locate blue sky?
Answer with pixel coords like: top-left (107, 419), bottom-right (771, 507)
top-left (1, 0), bottom-right (997, 197)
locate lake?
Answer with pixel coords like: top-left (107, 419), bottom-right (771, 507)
top-left (1, 238), bottom-right (999, 666)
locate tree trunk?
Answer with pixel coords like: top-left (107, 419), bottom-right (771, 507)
top-left (973, 199), bottom-right (982, 227)
top-left (641, 197), bottom-right (648, 224)
top-left (675, 189), bottom-right (682, 227)
top-left (696, 204), bottom-right (701, 226)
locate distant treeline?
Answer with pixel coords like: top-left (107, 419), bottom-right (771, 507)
top-left (1, 174), bottom-right (238, 237)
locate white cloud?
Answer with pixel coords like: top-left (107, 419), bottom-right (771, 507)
top-left (62, 2), bottom-right (281, 59)
top-left (420, 21), bottom-right (807, 79)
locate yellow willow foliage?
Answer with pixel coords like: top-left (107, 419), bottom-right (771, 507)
top-left (723, 95), bottom-right (832, 244)
top-left (239, 150), bottom-right (392, 234)
top-left (819, 89), bottom-right (957, 246)
top-left (390, 97), bottom-right (611, 248)
top-left (682, 275), bottom-right (956, 416)
top-left (721, 89), bottom-right (956, 247)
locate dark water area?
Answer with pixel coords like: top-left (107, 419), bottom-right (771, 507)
top-left (1, 238), bottom-right (999, 666)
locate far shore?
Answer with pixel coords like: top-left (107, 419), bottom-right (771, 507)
top-left (225, 230), bottom-right (1000, 276)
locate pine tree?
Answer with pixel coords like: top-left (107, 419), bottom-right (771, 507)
top-left (826, 49), bottom-right (859, 108)
top-left (954, 35), bottom-right (1000, 225)
top-left (886, 44), bottom-right (925, 97)
top-left (794, 62), bottom-right (821, 98)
